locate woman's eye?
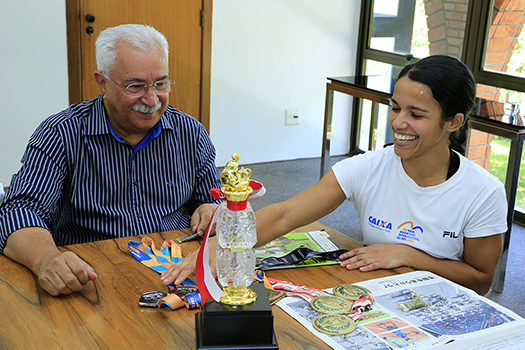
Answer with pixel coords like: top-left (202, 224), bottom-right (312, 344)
top-left (411, 113), bottom-right (423, 119)
top-left (391, 107), bottom-right (400, 112)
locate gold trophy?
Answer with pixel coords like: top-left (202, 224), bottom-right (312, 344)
top-left (195, 153), bottom-right (277, 349)
top-left (215, 153), bottom-right (257, 305)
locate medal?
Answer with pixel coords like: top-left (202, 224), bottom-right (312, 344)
top-left (310, 295), bottom-right (352, 315)
top-left (312, 314), bottom-right (357, 336)
top-left (333, 284), bottom-right (371, 301)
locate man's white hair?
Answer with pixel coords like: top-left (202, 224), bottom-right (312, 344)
top-left (95, 24), bottom-right (169, 77)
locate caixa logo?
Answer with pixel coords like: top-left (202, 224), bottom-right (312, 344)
top-left (368, 216), bottom-right (392, 231)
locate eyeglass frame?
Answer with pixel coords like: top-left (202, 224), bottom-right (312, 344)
top-left (105, 73), bottom-right (175, 97)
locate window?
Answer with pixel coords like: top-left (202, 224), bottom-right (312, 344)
top-left (355, 0), bottom-right (471, 153)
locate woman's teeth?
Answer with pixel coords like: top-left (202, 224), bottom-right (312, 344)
top-left (395, 133), bottom-right (418, 142)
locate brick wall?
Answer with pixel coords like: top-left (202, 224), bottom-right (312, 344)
top-left (424, 0), bottom-right (524, 169)
top-left (424, 0), bottom-right (469, 58)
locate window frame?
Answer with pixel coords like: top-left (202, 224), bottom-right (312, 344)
top-left (463, 0), bottom-right (525, 93)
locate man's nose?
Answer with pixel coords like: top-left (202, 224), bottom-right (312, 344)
top-left (141, 87), bottom-right (159, 106)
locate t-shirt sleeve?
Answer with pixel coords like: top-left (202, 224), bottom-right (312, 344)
top-left (463, 180), bottom-right (508, 238)
top-left (331, 153), bottom-right (371, 202)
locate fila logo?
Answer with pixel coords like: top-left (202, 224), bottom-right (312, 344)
top-left (443, 231), bottom-right (459, 238)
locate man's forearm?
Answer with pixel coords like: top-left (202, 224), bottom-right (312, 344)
top-left (4, 227), bottom-right (60, 275)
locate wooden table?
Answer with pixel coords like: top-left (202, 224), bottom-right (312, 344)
top-left (0, 222), bottom-right (412, 349)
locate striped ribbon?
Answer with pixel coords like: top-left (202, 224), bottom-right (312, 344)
top-left (128, 237), bottom-right (197, 309)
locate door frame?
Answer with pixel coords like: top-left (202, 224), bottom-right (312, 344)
top-left (65, 0), bottom-right (213, 132)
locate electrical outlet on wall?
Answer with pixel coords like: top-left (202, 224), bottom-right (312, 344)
top-left (285, 109), bottom-right (300, 125)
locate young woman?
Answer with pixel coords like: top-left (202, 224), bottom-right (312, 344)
top-left (163, 55), bottom-right (507, 295)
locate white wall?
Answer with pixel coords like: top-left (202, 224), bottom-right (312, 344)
top-left (210, 0), bottom-right (360, 166)
top-left (0, 1), bottom-right (69, 184)
top-left (0, 0), bottom-right (360, 184)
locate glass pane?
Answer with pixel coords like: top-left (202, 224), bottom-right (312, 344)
top-left (358, 101), bottom-right (393, 151)
top-left (364, 59), bottom-right (403, 84)
top-left (356, 60), bottom-right (400, 151)
top-left (370, 0), bottom-right (468, 59)
top-left (518, 144), bottom-right (525, 213)
top-left (476, 83), bottom-right (524, 125)
top-left (468, 134), bottom-right (525, 214)
top-left (469, 84), bottom-right (525, 214)
top-left (483, 0), bottom-right (525, 79)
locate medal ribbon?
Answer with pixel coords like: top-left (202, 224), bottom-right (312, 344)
top-left (128, 237), bottom-right (197, 309)
top-left (347, 294), bottom-right (375, 321)
top-left (265, 277), bottom-right (331, 302)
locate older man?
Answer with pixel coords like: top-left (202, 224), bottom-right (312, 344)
top-left (0, 24), bottom-right (220, 296)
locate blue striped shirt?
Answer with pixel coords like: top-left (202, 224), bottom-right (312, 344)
top-left (0, 95), bottom-right (221, 253)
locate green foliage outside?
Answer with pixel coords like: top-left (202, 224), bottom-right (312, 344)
top-left (488, 136), bottom-right (525, 212)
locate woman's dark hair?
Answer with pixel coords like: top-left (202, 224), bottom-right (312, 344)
top-left (397, 55), bottom-right (476, 155)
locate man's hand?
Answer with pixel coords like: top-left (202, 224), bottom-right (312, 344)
top-left (37, 250), bottom-right (97, 296)
top-left (4, 227), bottom-right (97, 296)
top-left (190, 203), bottom-right (217, 237)
top-left (339, 244), bottom-right (410, 272)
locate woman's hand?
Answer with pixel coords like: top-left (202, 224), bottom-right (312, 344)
top-left (161, 249), bottom-right (199, 286)
top-left (160, 236), bottom-right (218, 286)
top-left (339, 244), bottom-right (411, 271)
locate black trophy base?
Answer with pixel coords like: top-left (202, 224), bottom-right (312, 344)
top-left (195, 283), bottom-right (278, 349)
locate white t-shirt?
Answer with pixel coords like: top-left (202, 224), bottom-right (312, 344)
top-left (332, 146), bottom-right (507, 261)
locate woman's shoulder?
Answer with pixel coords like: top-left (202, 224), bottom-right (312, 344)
top-left (457, 152), bottom-right (505, 191)
top-left (338, 146), bottom-right (396, 166)
top-left (332, 147), bottom-right (397, 183)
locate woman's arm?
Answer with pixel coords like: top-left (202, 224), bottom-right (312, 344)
top-left (254, 170), bottom-right (347, 246)
top-left (339, 233), bottom-right (503, 295)
top-left (161, 170), bottom-right (347, 285)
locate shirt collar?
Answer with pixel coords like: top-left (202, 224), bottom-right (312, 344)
top-left (84, 95), bottom-right (171, 152)
top-left (85, 94), bottom-right (175, 134)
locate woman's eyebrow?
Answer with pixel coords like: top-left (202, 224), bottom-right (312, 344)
top-left (390, 98), bottom-right (429, 113)
top-left (407, 105), bottom-right (429, 113)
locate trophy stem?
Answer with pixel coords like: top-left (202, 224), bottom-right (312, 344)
top-left (220, 286), bottom-right (257, 305)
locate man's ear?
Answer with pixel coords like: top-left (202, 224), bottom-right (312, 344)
top-left (447, 113), bottom-right (464, 133)
top-left (94, 71), bottom-right (108, 93)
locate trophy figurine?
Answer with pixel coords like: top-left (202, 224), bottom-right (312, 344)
top-left (215, 153), bottom-right (258, 305)
top-left (195, 153), bottom-right (277, 349)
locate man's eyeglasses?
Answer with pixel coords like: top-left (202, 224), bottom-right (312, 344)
top-left (108, 76), bottom-right (174, 97)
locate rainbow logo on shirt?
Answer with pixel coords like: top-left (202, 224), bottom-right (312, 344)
top-left (396, 221), bottom-right (423, 242)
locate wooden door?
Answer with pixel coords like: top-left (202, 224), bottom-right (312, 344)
top-left (66, 0), bottom-right (212, 130)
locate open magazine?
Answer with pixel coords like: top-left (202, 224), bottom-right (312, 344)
top-left (254, 230), bottom-right (342, 270)
top-left (277, 270), bottom-right (525, 349)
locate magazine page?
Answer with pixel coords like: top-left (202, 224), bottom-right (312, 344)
top-left (277, 296), bottom-right (447, 349)
top-left (276, 270), bottom-right (525, 349)
top-left (355, 271), bottom-right (524, 341)
top-left (254, 230), bottom-right (341, 270)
